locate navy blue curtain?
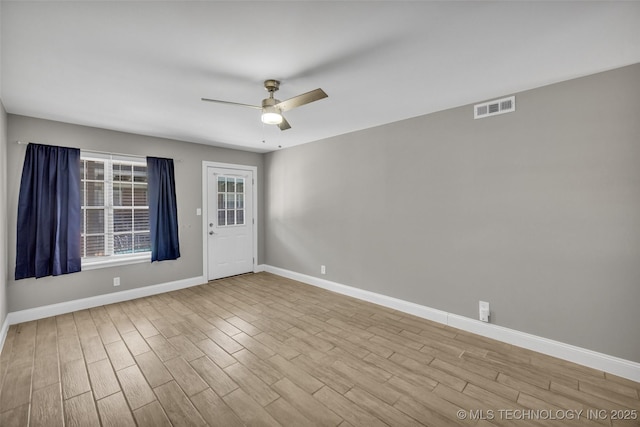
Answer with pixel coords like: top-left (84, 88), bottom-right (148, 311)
top-left (15, 143), bottom-right (81, 279)
top-left (147, 156), bottom-right (180, 262)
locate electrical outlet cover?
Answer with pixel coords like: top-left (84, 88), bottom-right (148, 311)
top-left (479, 301), bottom-right (490, 322)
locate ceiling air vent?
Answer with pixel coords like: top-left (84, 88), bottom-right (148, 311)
top-left (474, 96), bottom-right (515, 119)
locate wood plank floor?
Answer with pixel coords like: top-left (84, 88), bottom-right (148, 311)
top-left (1, 272), bottom-right (639, 426)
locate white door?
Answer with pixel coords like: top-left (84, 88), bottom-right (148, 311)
top-left (207, 167), bottom-right (254, 280)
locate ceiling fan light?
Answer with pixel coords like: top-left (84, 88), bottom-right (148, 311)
top-left (261, 106), bottom-right (283, 125)
top-left (261, 112), bottom-right (282, 125)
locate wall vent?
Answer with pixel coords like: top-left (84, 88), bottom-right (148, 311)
top-left (474, 95), bottom-right (515, 119)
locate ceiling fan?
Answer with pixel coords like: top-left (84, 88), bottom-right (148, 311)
top-left (202, 79), bottom-right (327, 131)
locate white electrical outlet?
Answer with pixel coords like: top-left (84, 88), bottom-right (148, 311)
top-left (113, 277), bottom-right (120, 287)
top-left (321, 265), bottom-right (326, 275)
top-left (479, 301), bottom-right (490, 322)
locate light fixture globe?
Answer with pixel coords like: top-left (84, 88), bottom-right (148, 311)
top-left (261, 107), bottom-right (283, 125)
top-left (261, 97), bottom-right (283, 125)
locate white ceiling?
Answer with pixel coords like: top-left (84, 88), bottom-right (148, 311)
top-left (2, 1), bottom-right (639, 153)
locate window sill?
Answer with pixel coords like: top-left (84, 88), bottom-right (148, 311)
top-left (82, 253), bottom-right (151, 271)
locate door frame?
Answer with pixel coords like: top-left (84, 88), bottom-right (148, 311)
top-left (201, 161), bottom-right (258, 281)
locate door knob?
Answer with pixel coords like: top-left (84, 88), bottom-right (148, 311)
top-left (209, 231), bottom-right (214, 235)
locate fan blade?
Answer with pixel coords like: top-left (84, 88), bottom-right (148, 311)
top-left (275, 88), bottom-right (327, 112)
top-left (278, 116), bottom-right (291, 131)
top-left (201, 98), bottom-right (261, 110)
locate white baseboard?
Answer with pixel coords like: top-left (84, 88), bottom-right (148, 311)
top-left (0, 315), bottom-right (9, 356)
top-left (6, 275), bottom-right (206, 326)
top-left (262, 265), bottom-right (640, 383)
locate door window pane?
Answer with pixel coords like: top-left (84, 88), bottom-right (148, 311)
top-left (227, 177), bottom-right (235, 193)
top-left (216, 175), bottom-right (247, 228)
top-left (226, 194), bottom-right (235, 209)
top-left (227, 210), bottom-right (236, 226)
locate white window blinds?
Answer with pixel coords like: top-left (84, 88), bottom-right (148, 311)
top-left (80, 152), bottom-right (151, 262)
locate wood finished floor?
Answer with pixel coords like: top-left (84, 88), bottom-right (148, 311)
top-left (1, 272), bottom-right (639, 426)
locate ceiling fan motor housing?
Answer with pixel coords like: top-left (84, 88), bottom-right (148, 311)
top-left (264, 79), bottom-right (280, 93)
top-left (262, 97), bottom-right (281, 109)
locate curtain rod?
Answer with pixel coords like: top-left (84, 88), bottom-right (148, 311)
top-left (15, 140), bottom-right (182, 162)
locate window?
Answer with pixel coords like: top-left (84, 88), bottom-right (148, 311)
top-left (217, 175), bottom-right (245, 226)
top-left (81, 152), bottom-right (150, 268)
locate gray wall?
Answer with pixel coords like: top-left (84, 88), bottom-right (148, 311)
top-left (0, 1), bottom-right (7, 332)
top-left (265, 63), bottom-right (640, 363)
top-left (6, 115), bottom-right (264, 311)
top-left (0, 102), bottom-right (7, 329)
